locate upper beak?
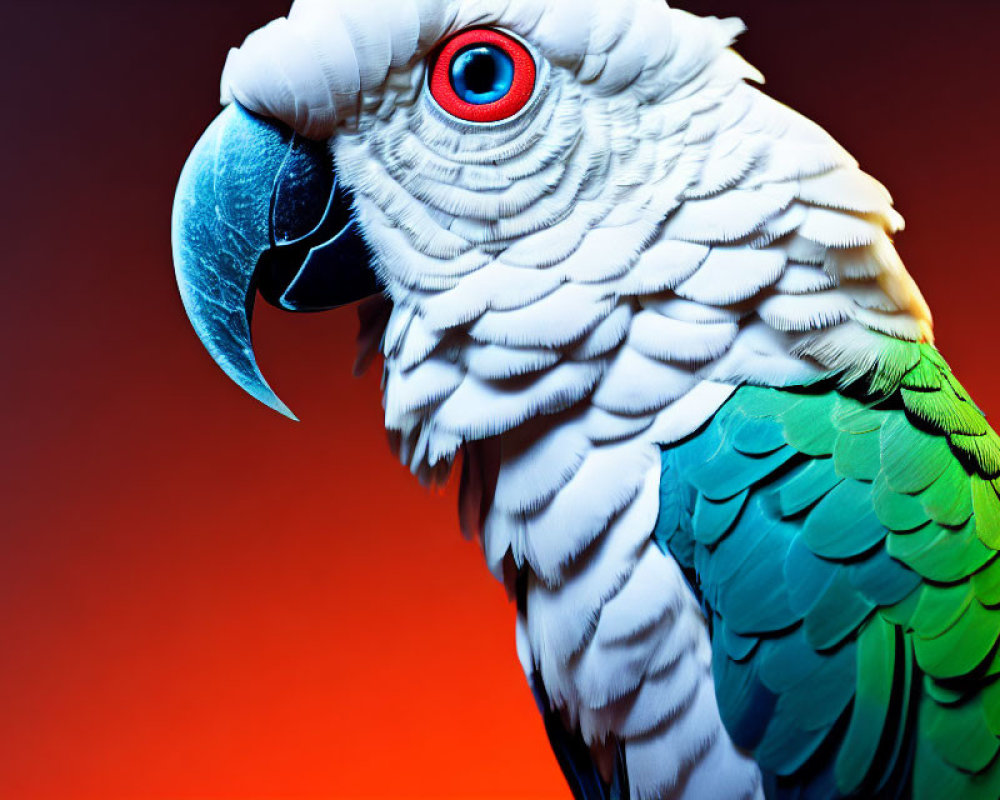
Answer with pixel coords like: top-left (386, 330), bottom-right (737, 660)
top-left (171, 103), bottom-right (380, 419)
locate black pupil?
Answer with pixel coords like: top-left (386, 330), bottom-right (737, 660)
top-left (463, 52), bottom-right (498, 95)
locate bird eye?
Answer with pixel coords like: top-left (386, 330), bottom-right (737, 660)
top-left (429, 29), bottom-right (537, 123)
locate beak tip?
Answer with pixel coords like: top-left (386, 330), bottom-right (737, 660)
top-left (255, 388), bottom-right (299, 422)
top-left (222, 360), bottom-right (299, 421)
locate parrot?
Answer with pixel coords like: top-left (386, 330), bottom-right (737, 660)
top-left (170, 1), bottom-right (1000, 798)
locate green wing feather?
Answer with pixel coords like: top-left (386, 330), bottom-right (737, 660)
top-left (656, 343), bottom-right (1000, 798)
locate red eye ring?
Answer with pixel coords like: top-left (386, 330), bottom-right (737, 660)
top-left (429, 29), bottom-right (537, 123)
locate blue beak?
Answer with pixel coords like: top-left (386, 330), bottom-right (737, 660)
top-left (171, 103), bottom-right (379, 419)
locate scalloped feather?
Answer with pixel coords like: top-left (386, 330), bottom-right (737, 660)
top-left (675, 246), bottom-right (786, 305)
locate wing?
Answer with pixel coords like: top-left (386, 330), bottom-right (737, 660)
top-left (657, 343), bottom-right (1000, 799)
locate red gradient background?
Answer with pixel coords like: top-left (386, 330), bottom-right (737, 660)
top-left (2, 2), bottom-right (998, 797)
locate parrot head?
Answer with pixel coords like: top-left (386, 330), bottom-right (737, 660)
top-left (173, 0), bottom-right (931, 482)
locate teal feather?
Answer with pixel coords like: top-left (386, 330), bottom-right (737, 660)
top-left (712, 630), bottom-right (776, 749)
top-left (757, 695), bottom-right (836, 776)
top-left (831, 399), bottom-right (884, 435)
top-left (778, 396), bottom-right (838, 456)
top-left (875, 635), bottom-right (915, 796)
top-left (803, 570), bottom-right (875, 651)
top-left (802, 479), bottom-right (885, 560)
top-left (721, 623), bottom-right (759, 662)
top-left (872, 474), bottom-right (928, 532)
top-left (731, 413), bottom-right (788, 455)
top-left (784, 536), bottom-right (838, 617)
top-left (757, 630), bottom-right (838, 692)
top-left (833, 429), bottom-right (882, 481)
top-left (656, 348), bottom-right (1000, 798)
top-left (777, 458), bottom-right (842, 518)
top-left (847, 545), bottom-right (922, 606)
top-left (692, 490), bottom-right (749, 546)
top-left (653, 450), bottom-right (695, 566)
top-left (688, 445), bottom-right (794, 501)
top-left (714, 516), bottom-right (798, 634)
top-left (782, 647), bottom-right (856, 732)
top-left (737, 386), bottom-right (795, 419)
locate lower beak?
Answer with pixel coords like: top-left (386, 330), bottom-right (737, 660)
top-left (171, 103), bottom-right (380, 419)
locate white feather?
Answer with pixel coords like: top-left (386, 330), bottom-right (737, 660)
top-left (798, 167), bottom-right (893, 215)
top-left (645, 380), bottom-right (737, 445)
top-left (528, 0), bottom-right (597, 69)
top-left (337, 3), bottom-right (394, 93)
top-left (630, 310), bottom-right (739, 364)
top-left (354, 190), bottom-right (469, 262)
top-left (493, 418), bottom-right (592, 516)
top-left (616, 238), bottom-right (710, 296)
top-left (777, 233), bottom-right (828, 266)
top-left (839, 281), bottom-right (900, 312)
top-left (675, 246), bottom-right (786, 305)
top-left (462, 343), bottom-right (562, 381)
top-left (384, 358), bottom-right (464, 422)
top-left (581, 406), bottom-right (655, 445)
top-left (557, 216), bottom-right (663, 283)
top-left (526, 459), bottom-right (660, 698)
top-left (594, 544), bottom-right (684, 646)
top-left (757, 201), bottom-right (808, 245)
top-left (470, 284), bottom-right (614, 348)
top-left (799, 206), bottom-right (884, 249)
top-left (825, 243), bottom-right (890, 280)
top-left (434, 362), bottom-right (602, 439)
top-left (758, 290), bottom-right (856, 332)
top-left (688, 133), bottom-right (768, 199)
top-left (775, 263), bottom-right (837, 295)
top-left (421, 263), bottom-right (563, 330)
top-left (678, 730), bottom-right (765, 800)
top-left (524, 442), bottom-right (657, 584)
top-left (405, 162), bottom-right (567, 220)
top-left (569, 303), bottom-right (633, 360)
top-left (483, 509), bottom-right (525, 579)
top-left (751, 141), bottom-right (851, 186)
top-left (617, 648), bottom-right (702, 739)
top-left (852, 308), bottom-right (925, 341)
top-left (597, 4), bottom-right (666, 97)
top-left (666, 183), bottom-right (797, 244)
top-left (641, 297), bottom-right (742, 325)
top-left (704, 323), bottom-right (821, 386)
top-left (646, 602), bottom-right (712, 678)
top-left (627, 658), bottom-right (764, 799)
top-left (395, 312), bottom-right (441, 371)
top-left (575, 626), bottom-right (663, 712)
top-left (382, 302), bottom-right (415, 357)
top-left (592, 346), bottom-right (697, 416)
top-left (500, 202), bottom-right (608, 268)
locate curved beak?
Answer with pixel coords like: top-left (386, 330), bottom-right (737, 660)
top-left (171, 103), bottom-right (379, 419)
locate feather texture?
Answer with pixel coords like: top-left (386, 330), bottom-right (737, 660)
top-left (660, 347), bottom-right (1000, 799)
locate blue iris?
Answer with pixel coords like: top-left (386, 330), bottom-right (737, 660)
top-left (450, 46), bottom-right (515, 105)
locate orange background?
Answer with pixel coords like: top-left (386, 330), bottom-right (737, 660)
top-left (2, 1), bottom-right (999, 798)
